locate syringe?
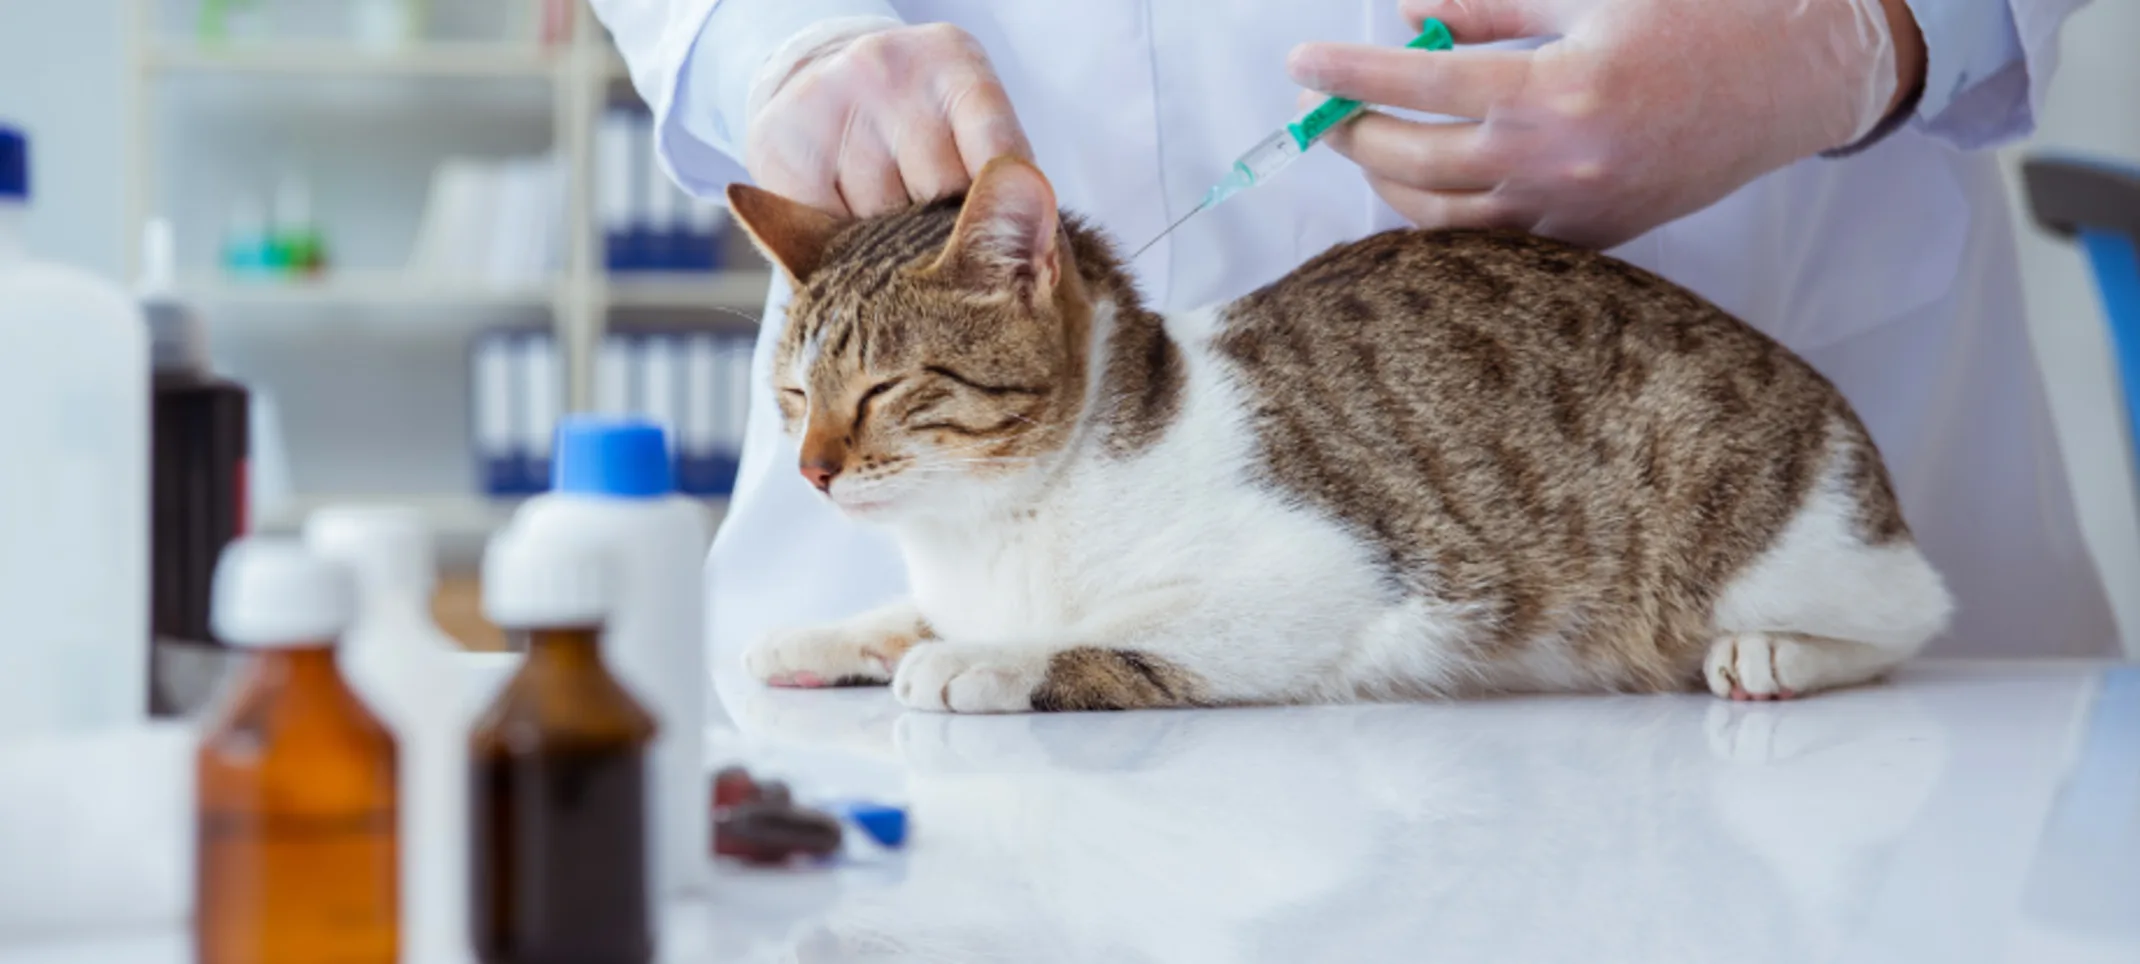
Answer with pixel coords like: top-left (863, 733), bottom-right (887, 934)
top-left (1131, 19), bottom-right (1455, 259)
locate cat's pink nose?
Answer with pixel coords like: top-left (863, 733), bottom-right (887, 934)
top-left (800, 459), bottom-right (840, 493)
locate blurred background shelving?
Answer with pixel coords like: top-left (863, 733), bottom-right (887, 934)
top-left (122, 0), bottom-right (764, 569)
top-left (143, 38), bottom-right (568, 76)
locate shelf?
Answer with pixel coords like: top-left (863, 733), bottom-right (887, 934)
top-left (257, 493), bottom-right (523, 539)
top-left (603, 271), bottom-right (772, 312)
top-left (146, 41), bottom-right (567, 78)
top-left (179, 271), bottom-right (772, 313)
top-left (181, 272), bottom-right (559, 308)
top-left (258, 493), bottom-right (730, 541)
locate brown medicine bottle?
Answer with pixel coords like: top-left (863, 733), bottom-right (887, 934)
top-left (471, 532), bottom-right (657, 964)
top-left (194, 539), bottom-right (398, 964)
top-left (142, 219), bottom-right (250, 719)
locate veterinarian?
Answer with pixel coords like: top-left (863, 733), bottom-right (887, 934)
top-left (591, 0), bottom-right (2117, 703)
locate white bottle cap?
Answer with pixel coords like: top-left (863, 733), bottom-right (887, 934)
top-left (481, 528), bottom-right (611, 628)
top-left (211, 538), bottom-right (356, 648)
top-left (303, 504), bottom-right (437, 604)
top-left (140, 217), bottom-right (211, 373)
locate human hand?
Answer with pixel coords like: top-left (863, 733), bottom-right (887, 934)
top-left (1289, 0), bottom-right (1926, 248)
top-left (744, 22), bottom-right (1032, 219)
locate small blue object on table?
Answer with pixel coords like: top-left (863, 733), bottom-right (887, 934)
top-left (836, 801), bottom-right (909, 849)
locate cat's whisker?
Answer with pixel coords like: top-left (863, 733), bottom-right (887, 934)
top-left (918, 456), bottom-right (1037, 469)
top-left (702, 305), bottom-right (764, 327)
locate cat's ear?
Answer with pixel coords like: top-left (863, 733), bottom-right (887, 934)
top-left (935, 156), bottom-right (1063, 298)
top-left (725, 183), bottom-right (847, 287)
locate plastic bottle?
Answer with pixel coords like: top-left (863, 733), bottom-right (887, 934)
top-left (505, 417), bottom-right (710, 898)
top-left (143, 217), bottom-right (253, 718)
top-left (221, 196), bottom-right (274, 278)
top-left (304, 505), bottom-right (518, 963)
top-left (0, 123), bottom-right (150, 735)
top-left (472, 528), bottom-right (656, 964)
top-left (194, 539), bottom-right (398, 964)
top-left (270, 172), bottom-right (326, 277)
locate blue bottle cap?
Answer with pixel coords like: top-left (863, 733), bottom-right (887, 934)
top-left (838, 801), bottom-right (908, 848)
top-left (552, 416), bottom-right (674, 498)
top-left (0, 125), bottom-right (26, 201)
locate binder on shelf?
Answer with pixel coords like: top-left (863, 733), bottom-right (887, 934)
top-left (682, 198), bottom-right (728, 272)
top-left (598, 107), bottom-right (643, 273)
top-left (518, 333), bottom-right (561, 494)
top-left (410, 154), bottom-right (564, 288)
top-left (594, 331), bottom-right (635, 416)
top-left (470, 328), bottom-right (565, 498)
top-left (715, 336), bottom-right (752, 496)
top-left (637, 335), bottom-right (683, 455)
top-left (471, 331), bottom-right (519, 497)
top-left (637, 112), bottom-right (683, 273)
top-left (600, 106), bottom-right (731, 275)
top-left (680, 334), bottom-right (720, 496)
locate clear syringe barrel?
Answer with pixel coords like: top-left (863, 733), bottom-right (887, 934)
top-left (1236, 128), bottom-right (1305, 184)
top-left (1207, 128), bottom-right (1306, 208)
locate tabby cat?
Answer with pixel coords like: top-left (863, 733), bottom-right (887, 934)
top-left (724, 156), bottom-right (1950, 713)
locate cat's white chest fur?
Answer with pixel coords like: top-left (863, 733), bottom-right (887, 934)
top-left (890, 306), bottom-right (1399, 682)
top-left (896, 512), bottom-right (1073, 644)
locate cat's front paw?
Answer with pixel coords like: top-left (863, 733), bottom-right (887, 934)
top-left (745, 624), bottom-right (904, 689)
top-left (892, 643), bottom-right (1049, 713)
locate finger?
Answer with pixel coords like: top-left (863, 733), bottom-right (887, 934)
top-left (890, 118), bottom-right (970, 203)
top-left (832, 121), bottom-right (911, 218)
top-left (1364, 173), bottom-right (1531, 232)
top-left (1401, 0), bottom-right (1557, 44)
top-left (747, 150), bottom-right (853, 221)
top-left (1287, 45), bottom-right (1531, 120)
top-left (743, 98), bottom-right (857, 218)
top-left (942, 74), bottom-right (1033, 175)
top-left (1323, 111), bottom-right (1500, 193)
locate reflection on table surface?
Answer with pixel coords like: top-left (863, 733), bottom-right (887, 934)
top-left (3, 662), bottom-right (2134, 964)
top-left (695, 661), bottom-right (2136, 964)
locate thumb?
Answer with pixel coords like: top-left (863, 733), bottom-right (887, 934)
top-left (1401, 0), bottom-right (1554, 44)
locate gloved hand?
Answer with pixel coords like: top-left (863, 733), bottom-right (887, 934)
top-left (1289, 0), bottom-right (1926, 248)
top-left (743, 21), bottom-right (1032, 219)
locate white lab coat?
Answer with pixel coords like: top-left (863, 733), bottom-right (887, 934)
top-left (592, 0), bottom-right (2119, 715)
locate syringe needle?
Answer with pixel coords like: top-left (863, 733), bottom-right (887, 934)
top-left (1130, 199), bottom-right (1208, 260)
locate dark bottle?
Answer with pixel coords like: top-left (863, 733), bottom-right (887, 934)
top-left (195, 539), bottom-right (399, 964)
top-left (471, 531), bottom-right (658, 964)
top-left (142, 220), bottom-right (250, 718)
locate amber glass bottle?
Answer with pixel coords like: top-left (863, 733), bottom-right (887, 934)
top-left (471, 530), bottom-right (658, 964)
top-left (194, 540), bottom-right (398, 964)
top-left (143, 219), bottom-right (250, 718)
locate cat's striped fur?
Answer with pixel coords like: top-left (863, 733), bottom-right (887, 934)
top-left (727, 157), bottom-right (1950, 712)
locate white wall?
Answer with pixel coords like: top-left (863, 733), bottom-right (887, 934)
top-left (0, 0), bottom-right (130, 277)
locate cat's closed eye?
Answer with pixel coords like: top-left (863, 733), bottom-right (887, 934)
top-left (855, 378), bottom-right (904, 426)
top-left (776, 387), bottom-right (808, 420)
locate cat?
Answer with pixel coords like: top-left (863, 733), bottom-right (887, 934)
top-left (722, 156), bottom-right (1951, 714)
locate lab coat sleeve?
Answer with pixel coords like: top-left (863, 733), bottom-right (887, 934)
top-left (1900, 0), bottom-right (2086, 149)
top-left (587, 0), bottom-right (903, 196)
